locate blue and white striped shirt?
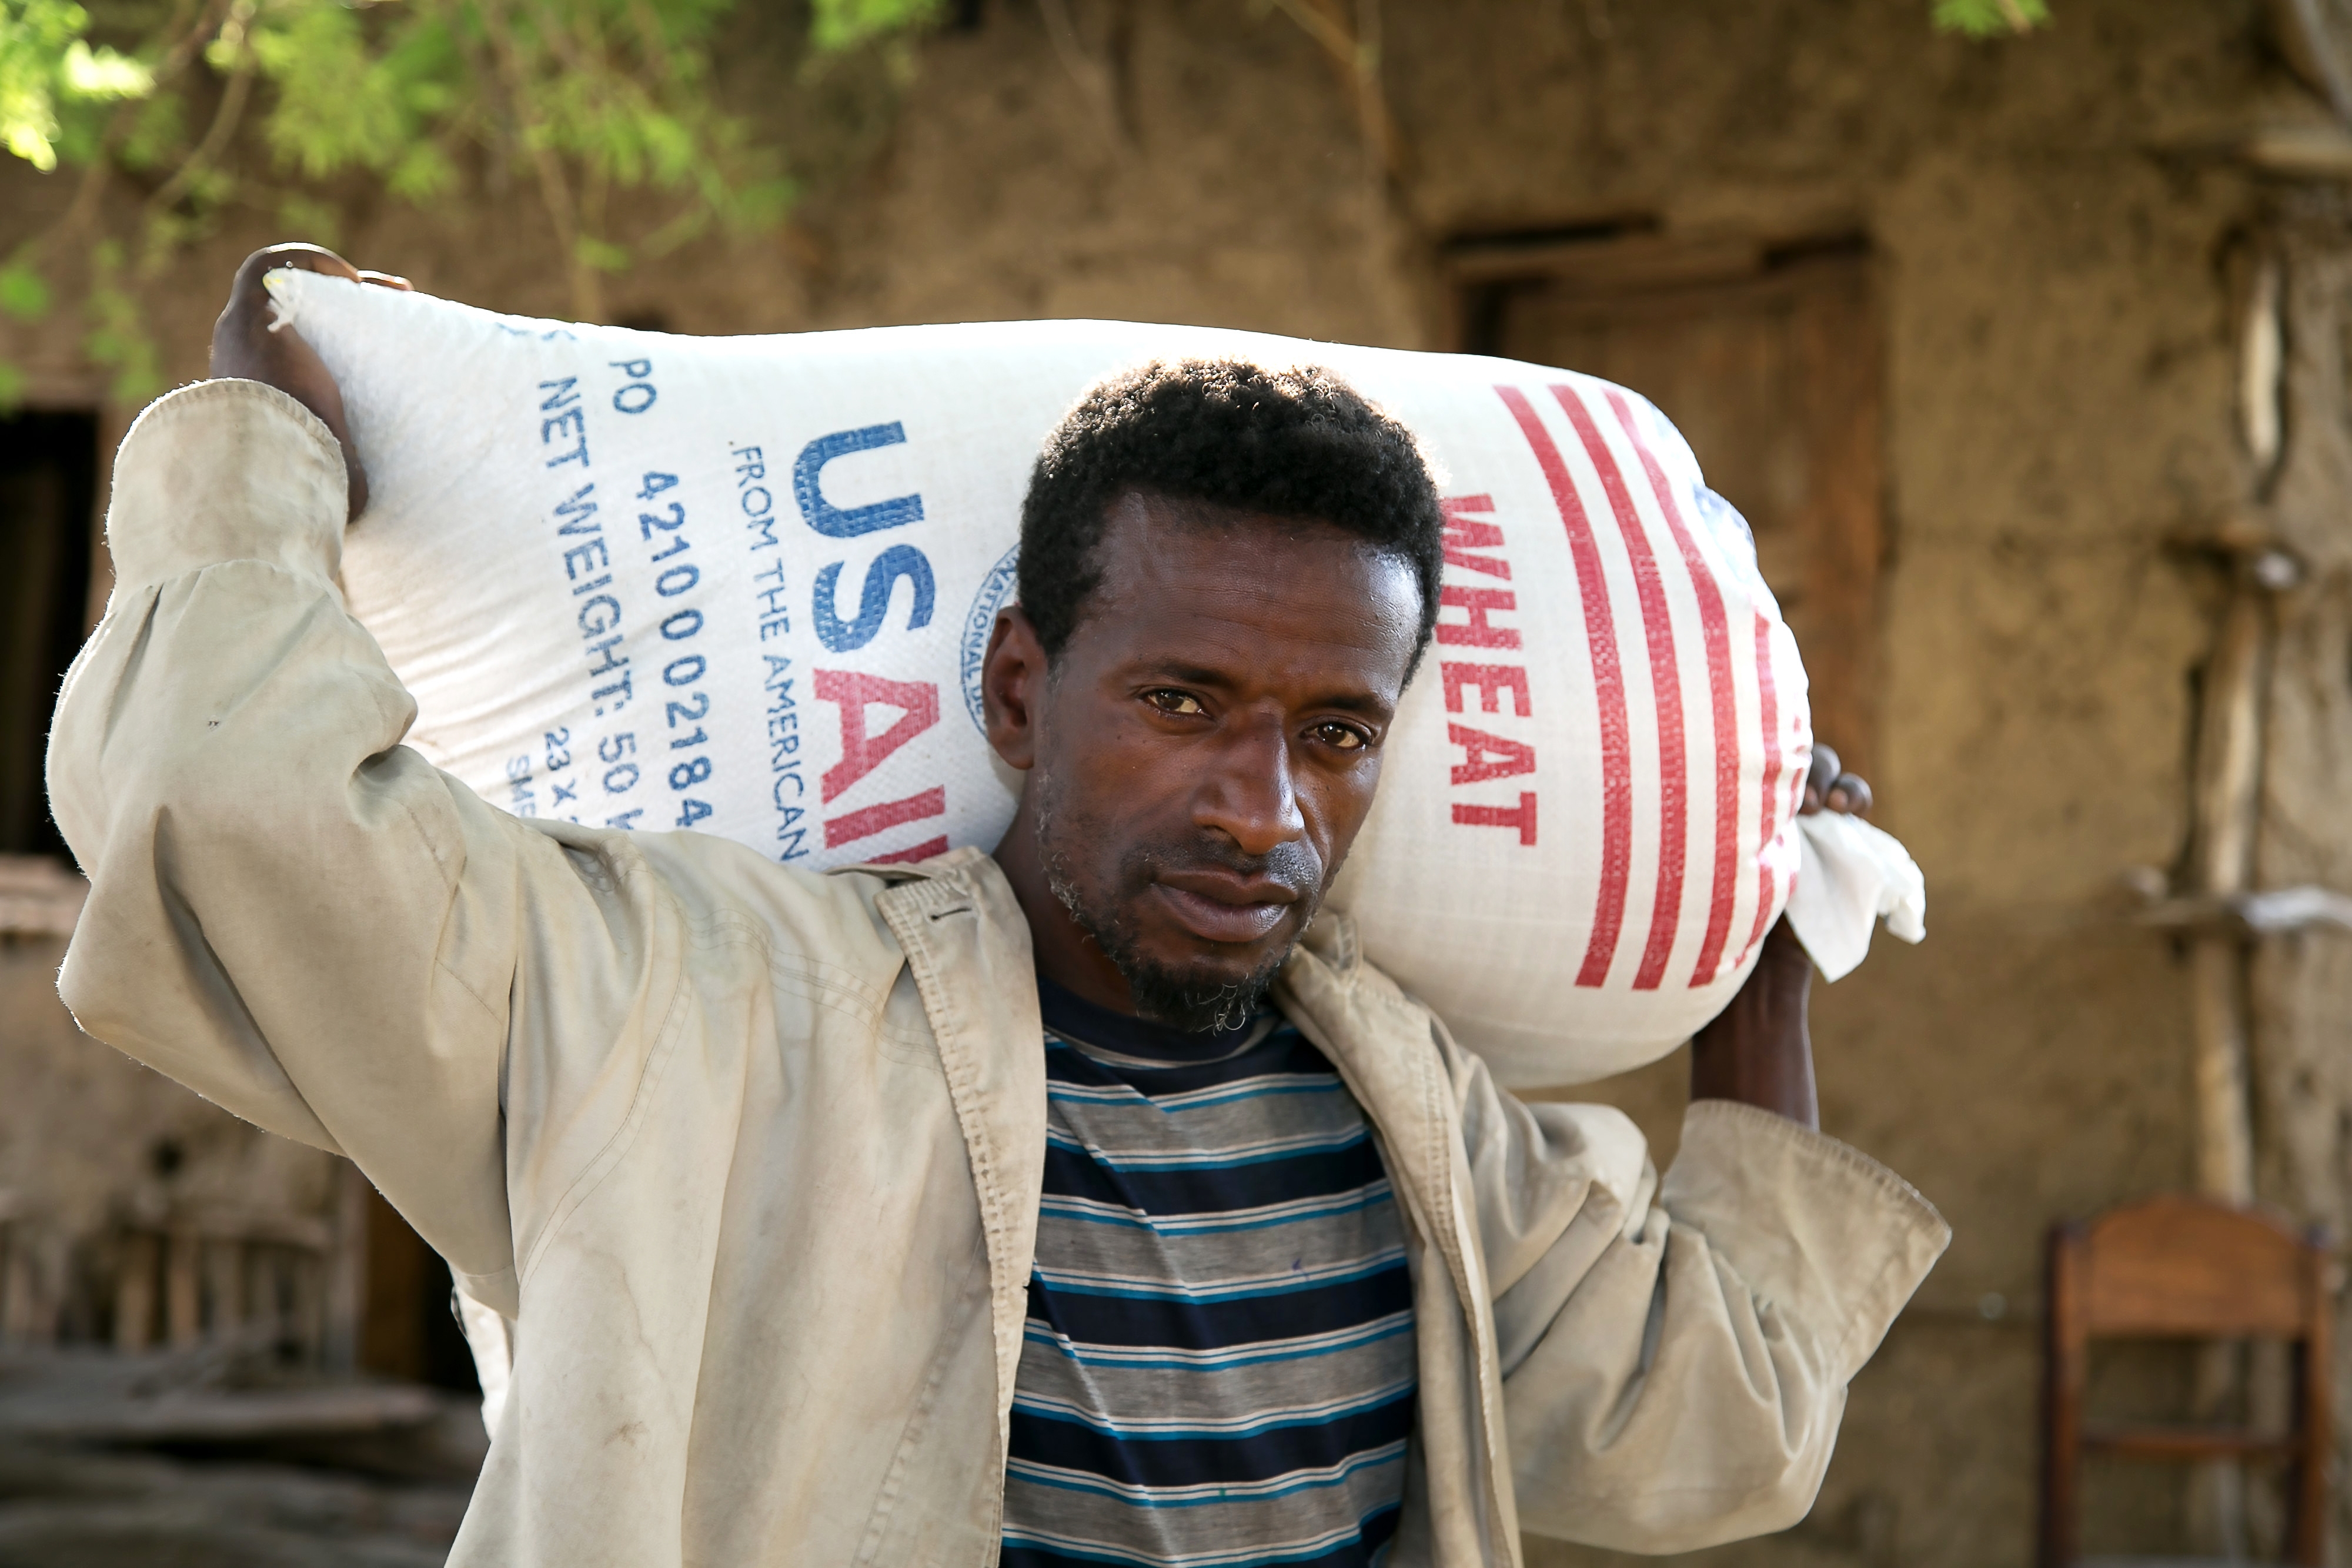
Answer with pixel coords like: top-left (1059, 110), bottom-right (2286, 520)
top-left (1001, 978), bottom-right (1417, 1568)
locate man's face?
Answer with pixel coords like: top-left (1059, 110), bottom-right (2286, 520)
top-left (984, 492), bottom-right (1423, 1031)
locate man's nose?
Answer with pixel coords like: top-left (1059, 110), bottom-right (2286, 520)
top-left (1195, 711), bottom-right (1306, 858)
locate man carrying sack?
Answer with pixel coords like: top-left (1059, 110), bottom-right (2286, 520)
top-left (46, 245), bottom-right (1947, 1567)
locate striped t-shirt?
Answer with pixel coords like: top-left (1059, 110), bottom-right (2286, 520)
top-left (1000, 977), bottom-right (1418, 1568)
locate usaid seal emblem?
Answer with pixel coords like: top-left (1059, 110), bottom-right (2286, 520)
top-left (960, 544), bottom-right (1021, 733)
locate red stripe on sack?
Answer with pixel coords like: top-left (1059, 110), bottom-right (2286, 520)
top-left (1601, 389), bottom-right (1742, 989)
top-left (868, 835), bottom-right (950, 865)
top-left (824, 785), bottom-right (948, 849)
top-left (1496, 384), bottom-right (1631, 988)
top-left (1738, 615), bottom-right (1785, 966)
top-left (1553, 384), bottom-right (1686, 992)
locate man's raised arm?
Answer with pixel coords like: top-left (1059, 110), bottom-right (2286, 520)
top-left (44, 248), bottom-right (647, 1316)
top-left (1462, 763), bottom-right (1946, 1552)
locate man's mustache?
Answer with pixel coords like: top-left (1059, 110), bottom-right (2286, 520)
top-left (1128, 835), bottom-right (1325, 902)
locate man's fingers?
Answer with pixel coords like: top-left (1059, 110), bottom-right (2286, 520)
top-left (1823, 774), bottom-right (1873, 816)
top-left (1800, 746), bottom-right (1872, 816)
top-left (1806, 745), bottom-right (1841, 798)
top-left (223, 245), bottom-right (363, 325)
top-left (211, 243), bottom-right (370, 520)
top-left (229, 243), bottom-right (360, 310)
top-left (1802, 744), bottom-right (1840, 814)
top-left (217, 245), bottom-right (359, 354)
top-left (258, 242), bottom-right (362, 283)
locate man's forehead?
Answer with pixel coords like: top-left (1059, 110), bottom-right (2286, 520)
top-left (1096, 490), bottom-right (1404, 579)
top-left (1080, 493), bottom-right (1421, 680)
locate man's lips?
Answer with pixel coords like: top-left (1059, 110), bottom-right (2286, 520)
top-left (1150, 874), bottom-right (1300, 945)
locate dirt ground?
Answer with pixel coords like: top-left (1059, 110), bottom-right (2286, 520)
top-left (0, 2), bottom-right (2332, 1561)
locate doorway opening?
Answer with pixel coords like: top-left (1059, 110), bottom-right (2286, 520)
top-left (362, 1189), bottom-right (482, 1393)
top-left (0, 409), bottom-right (98, 860)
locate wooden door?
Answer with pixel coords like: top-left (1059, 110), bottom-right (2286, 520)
top-left (1458, 236), bottom-right (1886, 777)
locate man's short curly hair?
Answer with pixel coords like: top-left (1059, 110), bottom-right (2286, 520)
top-left (1017, 359), bottom-right (1444, 674)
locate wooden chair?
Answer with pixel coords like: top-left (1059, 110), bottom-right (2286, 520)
top-left (2041, 1195), bottom-right (2334, 1566)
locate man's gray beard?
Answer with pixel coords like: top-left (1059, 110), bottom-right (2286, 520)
top-left (1035, 781), bottom-right (1312, 1035)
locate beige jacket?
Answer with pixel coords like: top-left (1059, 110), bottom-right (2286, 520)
top-left (48, 380), bottom-right (1949, 1567)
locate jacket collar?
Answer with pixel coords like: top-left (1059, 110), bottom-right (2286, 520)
top-left (860, 848), bottom-right (1047, 1476)
top-left (848, 852), bottom-right (1513, 1560)
top-left (1275, 912), bottom-right (1518, 1563)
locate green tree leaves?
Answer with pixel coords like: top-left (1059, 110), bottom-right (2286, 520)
top-left (812, 0), bottom-right (941, 53)
top-left (1, 0), bottom-right (937, 404)
top-left (2, 0), bottom-right (152, 172)
top-left (1931, 0), bottom-right (2053, 38)
top-left (0, 256), bottom-right (48, 319)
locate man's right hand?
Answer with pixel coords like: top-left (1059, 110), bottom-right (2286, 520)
top-left (209, 243), bottom-right (410, 520)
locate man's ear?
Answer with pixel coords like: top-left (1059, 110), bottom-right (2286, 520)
top-left (983, 606), bottom-right (1045, 771)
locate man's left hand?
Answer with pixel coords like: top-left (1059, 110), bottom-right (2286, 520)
top-left (1686, 743), bottom-right (1873, 1130)
top-left (1802, 744), bottom-right (1871, 818)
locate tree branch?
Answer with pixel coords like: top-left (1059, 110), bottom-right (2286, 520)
top-left (144, 14), bottom-right (259, 219)
top-left (1264, 0), bottom-right (1406, 181)
top-left (1037, 0), bottom-right (1127, 144)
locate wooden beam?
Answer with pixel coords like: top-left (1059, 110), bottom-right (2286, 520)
top-left (2243, 124), bottom-right (2352, 178)
top-left (2185, 581), bottom-right (2264, 1207)
top-left (1443, 231), bottom-right (1767, 292)
top-left (2137, 884), bottom-right (2352, 937)
top-left (2083, 1425), bottom-right (2300, 1459)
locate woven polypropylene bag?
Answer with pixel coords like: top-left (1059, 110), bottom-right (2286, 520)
top-left (268, 270), bottom-right (1812, 1086)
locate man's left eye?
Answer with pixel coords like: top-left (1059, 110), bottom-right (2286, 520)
top-left (1314, 723), bottom-right (1367, 751)
top-left (1145, 690), bottom-right (1205, 716)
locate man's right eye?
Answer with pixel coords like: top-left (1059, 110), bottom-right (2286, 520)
top-left (1143, 690), bottom-right (1205, 717)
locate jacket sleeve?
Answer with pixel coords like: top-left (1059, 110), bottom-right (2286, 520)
top-left (45, 379), bottom-right (662, 1315)
top-left (1454, 1042), bottom-right (1950, 1552)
